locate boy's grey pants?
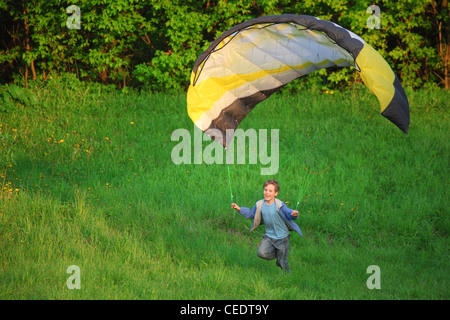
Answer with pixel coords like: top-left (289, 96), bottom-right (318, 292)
top-left (257, 234), bottom-right (290, 273)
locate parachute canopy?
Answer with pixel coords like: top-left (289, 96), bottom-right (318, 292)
top-left (187, 14), bottom-right (410, 148)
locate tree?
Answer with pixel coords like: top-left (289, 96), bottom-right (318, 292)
top-left (0, 0), bottom-right (447, 90)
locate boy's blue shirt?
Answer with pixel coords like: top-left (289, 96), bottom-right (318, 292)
top-left (238, 199), bottom-right (303, 237)
top-left (261, 202), bottom-right (290, 239)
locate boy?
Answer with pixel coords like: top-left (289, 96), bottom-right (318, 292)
top-left (231, 179), bottom-right (302, 273)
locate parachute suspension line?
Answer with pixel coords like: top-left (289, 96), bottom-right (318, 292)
top-left (279, 151), bottom-right (295, 171)
top-left (227, 164), bottom-right (233, 204)
top-left (303, 162), bottom-right (334, 174)
top-left (295, 162), bottom-right (334, 210)
top-left (295, 167), bottom-right (312, 211)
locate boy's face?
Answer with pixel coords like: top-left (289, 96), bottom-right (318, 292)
top-left (263, 183), bottom-right (278, 202)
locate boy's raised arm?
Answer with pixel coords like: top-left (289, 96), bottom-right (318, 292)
top-left (232, 203), bottom-right (256, 219)
top-left (280, 202), bottom-right (299, 220)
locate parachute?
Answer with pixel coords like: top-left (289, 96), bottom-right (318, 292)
top-left (187, 14), bottom-right (410, 148)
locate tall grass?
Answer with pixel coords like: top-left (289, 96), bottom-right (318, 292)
top-left (0, 80), bottom-right (448, 299)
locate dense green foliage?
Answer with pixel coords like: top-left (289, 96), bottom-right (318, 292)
top-left (0, 0), bottom-right (448, 90)
top-left (1, 78), bottom-right (448, 299)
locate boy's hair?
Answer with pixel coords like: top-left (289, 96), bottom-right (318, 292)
top-left (264, 179), bottom-right (280, 192)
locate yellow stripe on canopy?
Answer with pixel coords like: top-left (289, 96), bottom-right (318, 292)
top-left (356, 43), bottom-right (395, 113)
top-left (188, 58), bottom-right (349, 123)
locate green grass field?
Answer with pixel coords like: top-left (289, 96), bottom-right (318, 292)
top-left (0, 80), bottom-right (448, 299)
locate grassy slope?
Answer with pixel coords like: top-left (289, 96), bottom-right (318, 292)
top-left (0, 83), bottom-right (448, 299)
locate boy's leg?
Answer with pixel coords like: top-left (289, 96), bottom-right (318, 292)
top-left (274, 235), bottom-right (290, 273)
top-left (257, 235), bottom-right (277, 260)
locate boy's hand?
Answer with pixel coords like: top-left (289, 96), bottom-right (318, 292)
top-left (291, 210), bottom-right (299, 218)
top-left (231, 203), bottom-right (240, 211)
